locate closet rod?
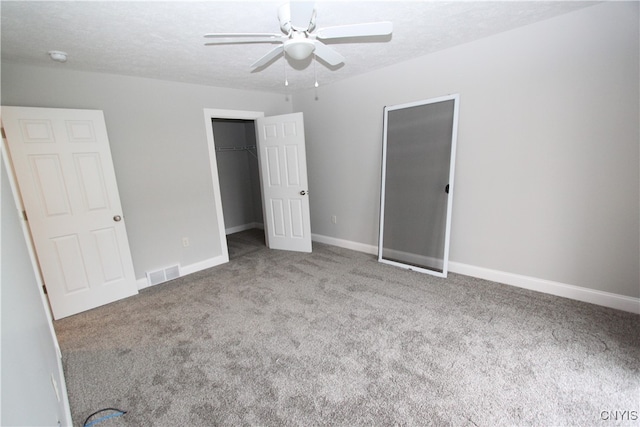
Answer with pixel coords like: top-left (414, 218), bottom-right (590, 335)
top-left (214, 145), bottom-right (257, 152)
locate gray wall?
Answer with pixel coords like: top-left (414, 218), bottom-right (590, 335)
top-left (1, 155), bottom-right (70, 426)
top-left (1, 64), bottom-right (291, 278)
top-left (212, 119), bottom-right (263, 231)
top-left (2, 3), bottom-right (637, 300)
top-left (294, 2), bottom-right (640, 298)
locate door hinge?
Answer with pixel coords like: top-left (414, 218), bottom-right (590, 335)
top-left (22, 210), bottom-right (28, 221)
top-left (42, 285), bottom-right (48, 295)
top-left (1, 127), bottom-right (6, 139)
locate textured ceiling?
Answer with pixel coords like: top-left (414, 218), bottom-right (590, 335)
top-left (1, 1), bottom-right (598, 93)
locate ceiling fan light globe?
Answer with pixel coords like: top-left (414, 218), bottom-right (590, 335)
top-left (284, 39), bottom-right (315, 61)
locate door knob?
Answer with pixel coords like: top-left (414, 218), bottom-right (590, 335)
top-left (113, 215), bottom-right (122, 222)
top-left (300, 190), bottom-right (308, 196)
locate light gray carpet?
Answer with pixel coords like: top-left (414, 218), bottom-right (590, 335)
top-left (54, 229), bottom-right (640, 426)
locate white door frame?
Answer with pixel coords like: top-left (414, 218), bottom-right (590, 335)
top-left (203, 108), bottom-right (264, 251)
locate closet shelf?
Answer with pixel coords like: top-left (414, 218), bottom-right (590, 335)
top-left (215, 145), bottom-right (257, 159)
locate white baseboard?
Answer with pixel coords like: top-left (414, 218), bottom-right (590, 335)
top-left (312, 233), bottom-right (378, 255)
top-left (448, 262), bottom-right (640, 314)
top-left (226, 222), bottom-right (264, 235)
top-left (137, 254), bottom-right (229, 290)
top-left (311, 233), bottom-right (639, 315)
top-left (134, 233), bottom-right (639, 314)
top-left (135, 277), bottom-right (147, 291)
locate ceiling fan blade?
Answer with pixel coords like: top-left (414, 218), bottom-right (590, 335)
top-left (312, 41), bottom-right (345, 66)
top-left (250, 45), bottom-right (284, 70)
top-left (316, 22), bottom-right (393, 40)
top-left (204, 35), bottom-right (287, 45)
top-left (288, 1), bottom-right (316, 31)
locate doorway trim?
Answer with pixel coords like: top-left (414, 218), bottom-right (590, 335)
top-left (202, 108), bottom-right (265, 256)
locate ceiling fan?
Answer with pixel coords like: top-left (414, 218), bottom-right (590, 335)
top-left (204, 1), bottom-right (393, 71)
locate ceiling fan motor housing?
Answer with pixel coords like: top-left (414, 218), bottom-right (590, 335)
top-left (278, 2), bottom-right (316, 34)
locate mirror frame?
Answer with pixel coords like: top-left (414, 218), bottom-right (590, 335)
top-left (378, 94), bottom-right (460, 278)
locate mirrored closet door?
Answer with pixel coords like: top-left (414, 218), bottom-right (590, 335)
top-left (379, 94), bottom-right (460, 277)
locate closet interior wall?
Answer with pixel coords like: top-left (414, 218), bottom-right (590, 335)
top-left (211, 119), bottom-right (263, 234)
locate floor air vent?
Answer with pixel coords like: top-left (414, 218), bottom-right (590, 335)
top-left (146, 264), bottom-right (181, 286)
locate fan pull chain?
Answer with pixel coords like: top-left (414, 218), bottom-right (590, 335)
top-left (284, 56), bottom-right (289, 87)
top-left (314, 55), bottom-right (319, 100)
top-left (283, 56), bottom-right (291, 101)
top-left (314, 54), bottom-right (319, 88)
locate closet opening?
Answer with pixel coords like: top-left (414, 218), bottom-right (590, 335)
top-left (211, 118), bottom-right (266, 258)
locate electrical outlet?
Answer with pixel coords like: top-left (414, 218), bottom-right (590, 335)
top-left (182, 237), bottom-right (190, 247)
top-left (331, 215), bottom-right (337, 224)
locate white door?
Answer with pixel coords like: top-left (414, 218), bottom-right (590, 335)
top-left (256, 112), bottom-right (312, 252)
top-left (2, 106), bottom-right (138, 319)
